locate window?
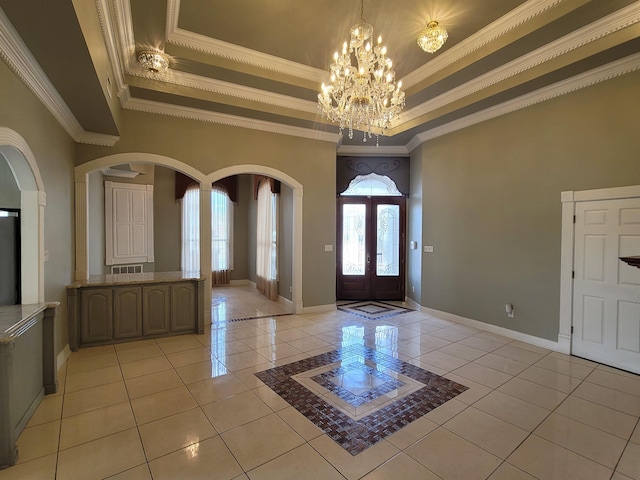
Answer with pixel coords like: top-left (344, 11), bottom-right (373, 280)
top-left (256, 179), bottom-right (278, 299)
top-left (211, 186), bottom-right (233, 285)
top-left (181, 185), bottom-right (200, 273)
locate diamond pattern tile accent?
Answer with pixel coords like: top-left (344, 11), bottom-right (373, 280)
top-left (255, 344), bottom-right (468, 455)
top-left (337, 301), bottom-right (414, 320)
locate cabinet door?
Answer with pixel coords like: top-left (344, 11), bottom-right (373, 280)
top-left (80, 289), bottom-right (113, 344)
top-left (143, 285), bottom-right (170, 335)
top-left (170, 283), bottom-right (195, 332)
top-left (113, 287), bottom-right (142, 340)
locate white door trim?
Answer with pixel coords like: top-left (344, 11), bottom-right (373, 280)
top-left (559, 185), bottom-right (640, 355)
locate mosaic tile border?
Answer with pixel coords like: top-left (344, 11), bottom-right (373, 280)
top-left (255, 344), bottom-right (468, 455)
top-left (224, 313), bottom-right (293, 323)
top-left (337, 301), bottom-right (414, 320)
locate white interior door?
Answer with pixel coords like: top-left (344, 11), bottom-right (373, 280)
top-left (573, 198), bottom-right (640, 374)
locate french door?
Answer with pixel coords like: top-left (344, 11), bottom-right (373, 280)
top-left (337, 196), bottom-right (406, 300)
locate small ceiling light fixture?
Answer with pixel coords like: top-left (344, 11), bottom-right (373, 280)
top-left (318, 0), bottom-right (405, 145)
top-left (417, 21), bottom-right (448, 53)
top-left (137, 49), bottom-right (170, 74)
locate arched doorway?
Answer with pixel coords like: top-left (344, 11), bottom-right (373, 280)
top-left (0, 128), bottom-right (45, 304)
top-left (75, 157), bottom-right (304, 317)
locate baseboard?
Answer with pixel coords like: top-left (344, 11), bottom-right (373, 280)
top-left (301, 303), bottom-right (337, 314)
top-left (278, 295), bottom-right (293, 308)
top-left (419, 306), bottom-right (565, 353)
top-left (229, 279), bottom-right (250, 286)
top-left (57, 344), bottom-right (71, 371)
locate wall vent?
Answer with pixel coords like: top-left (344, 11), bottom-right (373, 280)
top-left (111, 264), bottom-right (143, 274)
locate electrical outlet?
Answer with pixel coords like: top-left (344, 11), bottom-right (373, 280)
top-left (424, 245), bottom-right (434, 253)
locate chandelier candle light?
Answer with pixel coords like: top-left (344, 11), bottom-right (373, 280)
top-left (318, 1), bottom-right (405, 145)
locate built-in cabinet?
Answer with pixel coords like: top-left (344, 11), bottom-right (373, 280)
top-left (68, 273), bottom-right (204, 350)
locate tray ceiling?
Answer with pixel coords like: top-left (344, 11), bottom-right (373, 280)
top-left (1, 0), bottom-right (639, 151)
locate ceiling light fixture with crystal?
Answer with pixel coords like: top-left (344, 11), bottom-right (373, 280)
top-left (137, 49), bottom-right (170, 74)
top-left (417, 21), bottom-right (448, 53)
top-left (318, 0), bottom-right (405, 145)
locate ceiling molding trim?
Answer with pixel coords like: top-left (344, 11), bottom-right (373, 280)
top-left (166, 0), bottom-right (325, 84)
top-left (0, 7), bottom-right (119, 147)
top-left (124, 97), bottom-right (340, 144)
top-left (94, 0), bottom-right (129, 102)
top-left (77, 131), bottom-right (120, 147)
top-left (406, 52), bottom-right (640, 151)
top-left (402, 3), bottom-right (640, 124)
top-left (129, 68), bottom-right (319, 114)
top-left (401, 0), bottom-right (566, 89)
top-left (336, 145), bottom-right (409, 157)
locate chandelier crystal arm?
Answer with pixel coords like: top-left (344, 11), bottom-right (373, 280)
top-left (317, 1), bottom-right (405, 145)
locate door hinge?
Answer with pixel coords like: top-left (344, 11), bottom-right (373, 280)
top-left (573, 215), bottom-right (576, 224)
top-left (572, 271), bottom-right (575, 279)
top-left (571, 326), bottom-right (574, 334)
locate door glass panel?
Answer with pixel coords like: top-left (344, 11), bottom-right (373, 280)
top-left (342, 204), bottom-right (366, 275)
top-left (376, 204), bottom-right (399, 276)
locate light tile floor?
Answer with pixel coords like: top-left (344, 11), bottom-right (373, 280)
top-left (2, 285), bottom-right (640, 479)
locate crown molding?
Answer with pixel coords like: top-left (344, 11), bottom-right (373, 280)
top-left (130, 68), bottom-right (319, 115)
top-left (166, 0), bottom-right (325, 84)
top-left (0, 7), bottom-right (119, 146)
top-left (403, 2), bottom-right (640, 124)
top-left (401, 0), bottom-right (567, 89)
top-left (94, 0), bottom-right (129, 102)
top-left (336, 145), bottom-right (409, 157)
top-left (406, 52), bottom-right (640, 152)
top-left (123, 97), bottom-right (340, 144)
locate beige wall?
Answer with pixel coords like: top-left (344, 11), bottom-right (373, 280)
top-left (75, 109), bottom-right (338, 307)
top-left (0, 60), bottom-right (76, 356)
top-left (414, 70), bottom-right (640, 341)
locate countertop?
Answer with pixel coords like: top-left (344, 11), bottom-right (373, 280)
top-left (67, 271), bottom-right (204, 288)
top-left (0, 302), bottom-right (60, 344)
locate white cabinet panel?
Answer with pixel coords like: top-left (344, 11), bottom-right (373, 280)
top-left (105, 181), bottom-right (154, 265)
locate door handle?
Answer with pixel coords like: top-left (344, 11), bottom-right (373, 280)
top-left (367, 253), bottom-right (370, 264)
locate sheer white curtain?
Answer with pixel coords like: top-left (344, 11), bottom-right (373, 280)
top-left (256, 179), bottom-right (278, 300)
top-left (181, 185), bottom-right (200, 273)
top-left (211, 185), bottom-right (233, 285)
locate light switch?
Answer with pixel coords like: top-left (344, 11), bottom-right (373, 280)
top-left (424, 245), bottom-right (434, 253)
top-left (324, 245), bottom-right (333, 252)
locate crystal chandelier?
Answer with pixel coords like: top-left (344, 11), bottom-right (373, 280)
top-left (137, 49), bottom-right (170, 74)
top-left (318, 0), bottom-right (405, 145)
top-left (417, 21), bottom-right (448, 53)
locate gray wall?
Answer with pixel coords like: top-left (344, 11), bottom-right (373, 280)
top-left (407, 145), bottom-right (423, 306)
top-left (0, 59), bottom-right (75, 356)
top-left (153, 166), bottom-right (181, 272)
top-left (0, 156), bottom-right (20, 208)
top-left (414, 69), bottom-right (640, 341)
top-left (76, 109), bottom-right (338, 308)
top-left (278, 184), bottom-right (293, 301)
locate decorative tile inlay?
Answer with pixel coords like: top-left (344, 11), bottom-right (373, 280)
top-left (337, 301), bottom-right (414, 320)
top-left (224, 313), bottom-right (293, 323)
top-left (255, 344), bottom-right (468, 455)
top-left (311, 360), bottom-right (405, 408)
